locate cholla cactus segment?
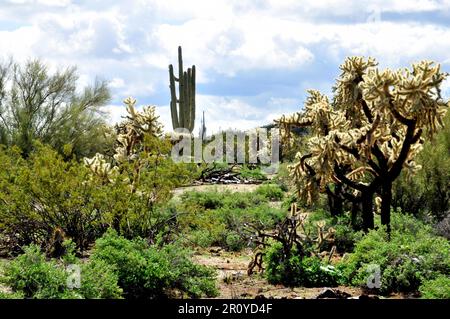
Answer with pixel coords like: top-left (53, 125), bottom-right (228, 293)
top-left (84, 153), bottom-right (119, 182)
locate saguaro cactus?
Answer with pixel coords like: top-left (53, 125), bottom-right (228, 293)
top-left (199, 110), bottom-right (206, 140)
top-left (169, 46), bottom-right (196, 132)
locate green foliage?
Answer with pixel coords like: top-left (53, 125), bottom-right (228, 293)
top-left (238, 165), bottom-right (267, 181)
top-left (303, 210), bottom-right (363, 253)
top-left (0, 143), bottom-right (109, 250)
top-left (271, 162), bottom-right (291, 192)
top-left (178, 190), bottom-right (285, 251)
top-left (0, 244), bottom-right (122, 299)
top-left (91, 230), bottom-right (218, 299)
top-left (0, 59), bottom-right (112, 158)
top-left (339, 212), bottom-right (450, 294)
top-left (0, 137), bottom-right (190, 251)
top-left (419, 275), bottom-right (450, 299)
top-left (225, 231), bottom-right (245, 252)
top-left (0, 245), bottom-right (76, 299)
top-left (78, 259), bottom-right (123, 299)
top-left (0, 291), bottom-right (24, 299)
top-left (256, 184), bottom-right (284, 201)
top-left (264, 242), bottom-right (341, 287)
top-left (393, 111), bottom-right (450, 221)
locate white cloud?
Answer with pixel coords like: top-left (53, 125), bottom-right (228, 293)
top-left (0, 0), bottom-right (450, 134)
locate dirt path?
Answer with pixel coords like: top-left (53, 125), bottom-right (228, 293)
top-left (193, 248), bottom-right (362, 299)
top-left (172, 183), bottom-right (262, 198)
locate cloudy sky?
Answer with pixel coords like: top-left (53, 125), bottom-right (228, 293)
top-left (1, 0), bottom-right (450, 133)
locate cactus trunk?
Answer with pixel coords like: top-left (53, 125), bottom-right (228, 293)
top-left (169, 46), bottom-right (196, 132)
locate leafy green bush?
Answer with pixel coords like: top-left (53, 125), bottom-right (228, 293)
top-left (0, 245), bottom-right (77, 299)
top-left (419, 275), bottom-right (450, 299)
top-left (78, 259), bottom-right (123, 299)
top-left (238, 165), bottom-right (267, 181)
top-left (179, 190), bottom-right (285, 251)
top-left (339, 213), bottom-right (450, 294)
top-left (272, 162), bottom-right (291, 192)
top-left (0, 244), bottom-right (122, 299)
top-left (91, 230), bottom-right (217, 299)
top-left (256, 184), bottom-right (284, 201)
top-left (0, 291), bottom-right (25, 299)
top-left (264, 242), bottom-right (341, 287)
top-left (225, 231), bottom-right (245, 252)
top-left (0, 144), bottom-right (110, 251)
top-left (0, 139), bottom-right (188, 252)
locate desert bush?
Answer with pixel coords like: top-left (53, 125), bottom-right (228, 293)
top-left (0, 135), bottom-right (190, 252)
top-left (271, 162), bottom-right (291, 192)
top-left (419, 275), bottom-right (450, 299)
top-left (339, 212), bottom-right (450, 294)
top-left (303, 210), bottom-right (363, 253)
top-left (238, 165), bottom-right (267, 181)
top-left (78, 259), bottom-right (123, 299)
top-left (0, 291), bottom-right (24, 299)
top-left (264, 242), bottom-right (341, 287)
top-left (256, 184), bottom-right (284, 201)
top-left (0, 245), bottom-right (77, 299)
top-left (178, 190), bottom-right (285, 251)
top-left (0, 144), bottom-right (111, 251)
top-left (0, 244), bottom-right (122, 299)
top-left (434, 213), bottom-right (450, 240)
top-left (91, 230), bottom-right (218, 299)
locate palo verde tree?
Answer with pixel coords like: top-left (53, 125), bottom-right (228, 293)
top-left (277, 57), bottom-right (449, 234)
top-left (0, 59), bottom-right (112, 158)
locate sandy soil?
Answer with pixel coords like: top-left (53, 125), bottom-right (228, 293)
top-left (172, 183), bottom-right (262, 198)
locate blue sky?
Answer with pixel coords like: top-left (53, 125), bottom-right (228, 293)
top-left (1, 0), bottom-right (450, 133)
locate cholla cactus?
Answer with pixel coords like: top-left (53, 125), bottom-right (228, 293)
top-left (277, 57), bottom-right (449, 233)
top-left (83, 153), bottom-right (119, 183)
top-left (114, 97), bottom-right (163, 162)
top-left (84, 97), bottom-right (164, 190)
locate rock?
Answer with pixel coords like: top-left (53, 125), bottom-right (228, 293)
top-left (315, 288), bottom-right (352, 299)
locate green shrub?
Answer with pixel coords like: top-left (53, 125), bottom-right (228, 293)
top-left (239, 165), bottom-right (267, 181)
top-left (0, 140), bottom-right (188, 253)
top-left (256, 184), bottom-right (284, 201)
top-left (178, 190), bottom-right (286, 251)
top-left (225, 231), bottom-right (245, 251)
top-left (419, 275), bottom-right (450, 299)
top-left (91, 230), bottom-right (218, 299)
top-left (0, 244), bottom-right (123, 299)
top-left (78, 259), bottom-right (123, 299)
top-left (272, 162), bottom-right (291, 192)
top-left (264, 242), bottom-right (342, 287)
top-left (0, 245), bottom-right (77, 299)
top-left (340, 213), bottom-right (450, 294)
top-left (0, 291), bottom-right (25, 299)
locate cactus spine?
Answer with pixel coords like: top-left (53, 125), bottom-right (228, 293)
top-left (169, 46), bottom-right (196, 132)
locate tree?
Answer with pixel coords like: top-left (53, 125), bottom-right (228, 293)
top-left (0, 59), bottom-right (112, 158)
top-left (392, 111), bottom-right (450, 220)
top-left (277, 57), bottom-right (449, 234)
